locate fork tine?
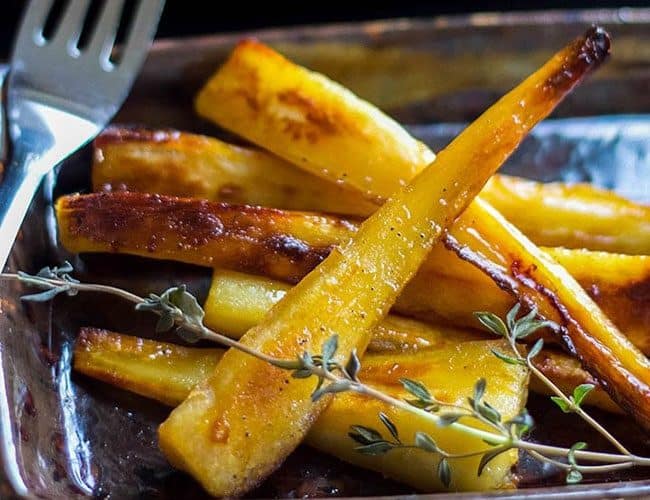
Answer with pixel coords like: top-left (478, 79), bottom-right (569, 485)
top-left (85, 0), bottom-right (125, 67)
top-left (52, 0), bottom-right (91, 51)
top-left (117, 0), bottom-right (165, 72)
top-left (12, 0), bottom-right (55, 49)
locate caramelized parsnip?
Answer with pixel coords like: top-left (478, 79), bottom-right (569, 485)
top-left (74, 330), bottom-right (619, 417)
top-left (93, 127), bottom-right (375, 217)
top-left (196, 41), bottom-right (436, 203)
top-left (198, 32), bottom-right (650, 428)
top-left (482, 175), bottom-right (650, 254)
top-left (74, 328), bottom-right (223, 406)
top-left (204, 269), bottom-right (291, 337)
top-left (531, 248), bottom-right (650, 356)
top-left (312, 345), bottom-right (525, 492)
top-left (155, 29), bottom-right (597, 495)
top-left (56, 193), bottom-right (650, 354)
top-left (93, 127), bottom-right (650, 254)
top-left (399, 245), bottom-right (650, 356)
top-left (74, 330), bottom-right (528, 491)
top-left (203, 269), bottom-right (482, 350)
top-left (56, 193), bottom-right (355, 283)
top-left (196, 34), bottom-right (608, 204)
top-left (446, 199), bottom-right (650, 427)
top-left (73, 329), bottom-right (221, 404)
top-left (203, 271), bottom-right (620, 413)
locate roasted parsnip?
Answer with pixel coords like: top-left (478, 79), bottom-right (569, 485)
top-left (93, 127), bottom-right (650, 254)
top-left (196, 40), bottom-right (436, 203)
top-left (74, 331), bottom-right (619, 419)
top-left (197, 32), bottom-right (650, 428)
top-left (447, 199), bottom-right (650, 428)
top-left (56, 193), bottom-right (650, 354)
top-left (203, 269), bottom-right (483, 350)
top-left (202, 265), bottom-right (650, 357)
top-left (533, 248), bottom-right (650, 357)
top-left (93, 127), bottom-right (376, 217)
top-left (195, 35), bottom-right (606, 204)
top-left (399, 245), bottom-right (650, 356)
top-left (56, 192), bottom-right (355, 283)
top-left (74, 327), bottom-right (224, 406)
top-left (482, 175), bottom-right (650, 255)
top-left (74, 330), bottom-right (528, 491)
top-left (156, 28), bottom-right (592, 495)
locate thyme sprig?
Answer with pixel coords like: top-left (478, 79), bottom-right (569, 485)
top-left (476, 305), bottom-right (631, 458)
top-left (3, 265), bottom-right (650, 488)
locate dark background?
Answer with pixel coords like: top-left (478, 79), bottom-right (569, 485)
top-left (1, 0), bottom-right (647, 58)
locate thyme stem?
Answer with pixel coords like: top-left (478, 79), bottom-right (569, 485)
top-left (528, 360), bottom-right (629, 455)
top-left (527, 449), bottom-right (637, 473)
top-left (507, 330), bottom-right (631, 455)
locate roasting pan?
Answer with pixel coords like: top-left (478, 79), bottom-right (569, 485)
top-left (0, 8), bottom-right (649, 498)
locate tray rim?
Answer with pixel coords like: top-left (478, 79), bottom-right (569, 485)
top-left (2, 7), bottom-right (650, 499)
top-left (146, 7), bottom-right (650, 54)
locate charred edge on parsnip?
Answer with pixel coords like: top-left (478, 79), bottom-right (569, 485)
top-left (94, 125), bottom-right (181, 147)
top-left (444, 232), bottom-right (650, 429)
top-left (625, 279), bottom-right (650, 303)
top-left (541, 26), bottom-right (610, 99)
top-left (57, 192), bottom-right (346, 283)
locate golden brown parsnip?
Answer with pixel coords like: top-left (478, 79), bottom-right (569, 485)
top-left (196, 34), bottom-right (607, 204)
top-left (93, 127), bottom-right (375, 217)
top-left (56, 193), bottom-right (650, 355)
top-left (481, 175), bottom-right (650, 254)
top-left (446, 199), bottom-right (650, 428)
top-left (311, 344), bottom-right (524, 492)
top-left (93, 127), bottom-right (650, 254)
top-left (74, 328), bottom-right (223, 406)
top-left (202, 265), bottom-right (650, 358)
top-left (203, 269), bottom-right (483, 350)
top-left (203, 272), bottom-right (620, 413)
top-left (198, 32), bottom-right (650, 429)
top-left (532, 248), bottom-right (650, 356)
top-left (74, 330), bottom-right (528, 491)
top-left (196, 41), bottom-right (436, 203)
top-left (56, 192), bottom-right (355, 284)
top-left (156, 28), bottom-right (597, 495)
top-left (203, 269), bottom-right (291, 337)
top-left (74, 329), bottom-right (223, 403)
top-left (399, 245), bottom-right (650, 356)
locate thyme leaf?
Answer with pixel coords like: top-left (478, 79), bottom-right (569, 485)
top-left (437, 458), bottom-right (451, 488)
top-left (414, 431), bottom-right (438, 453)
top-left (572, 384), bottom-right (596, 408)
top-left (379, 412), bottom-right (400, 442)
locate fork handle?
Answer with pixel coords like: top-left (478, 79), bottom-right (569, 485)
top-left (0, 158), bottom-right (47, 272)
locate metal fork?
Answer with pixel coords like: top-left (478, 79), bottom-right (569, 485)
top-left (0, 0), bottom-right (164, 272)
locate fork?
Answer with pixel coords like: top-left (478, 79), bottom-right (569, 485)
top-left (0, 0), bottom-right (164, 272)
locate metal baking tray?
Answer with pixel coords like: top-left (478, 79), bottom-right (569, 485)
top-left (1, 8), bottom-right (649, 498)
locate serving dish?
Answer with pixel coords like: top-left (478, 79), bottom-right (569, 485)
top-left (0, 8), bottom-right (649, 498)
